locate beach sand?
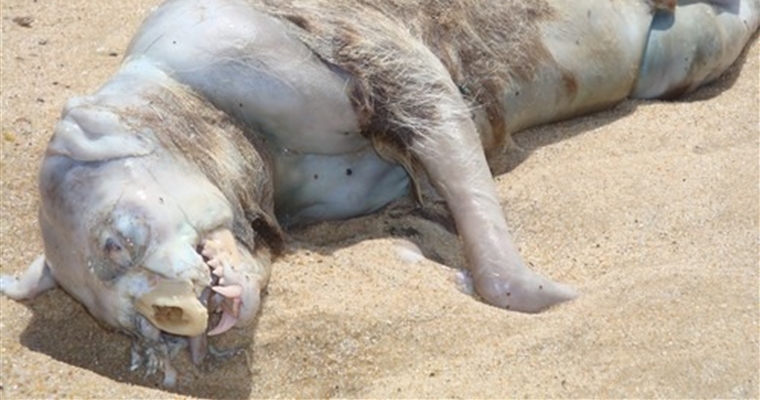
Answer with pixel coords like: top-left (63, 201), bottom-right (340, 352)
top-left (1, 1), bottom-right (758, 398)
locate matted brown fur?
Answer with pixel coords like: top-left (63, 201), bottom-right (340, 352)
top-left (128, 83), bottom-right (285, 253)
top-left (251, 0), bottom-right (557, 171)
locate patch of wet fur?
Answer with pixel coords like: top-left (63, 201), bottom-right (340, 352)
top-left (252, 0), bottom-right (556, 179)
top-left (131, 83), bottom-right (284, 253)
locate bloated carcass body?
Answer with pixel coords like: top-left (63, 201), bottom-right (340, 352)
top-left (2, 0), bottom-right (758, 386)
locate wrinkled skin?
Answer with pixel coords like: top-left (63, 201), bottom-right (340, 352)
top-left (1, 0), bottom-right (758, 387)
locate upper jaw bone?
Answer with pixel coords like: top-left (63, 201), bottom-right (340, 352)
top-left (135, 280), bottom-right (208, 337)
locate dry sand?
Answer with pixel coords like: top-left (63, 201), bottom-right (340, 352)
top-left (1, 1), bottom-right (758, 398)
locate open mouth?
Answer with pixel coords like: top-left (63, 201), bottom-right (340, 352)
top-left (134, 236), bottom-right (246, 339)
top-left (204, 258), bottom-right (244, 336)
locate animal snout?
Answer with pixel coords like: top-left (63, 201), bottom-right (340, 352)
top-left (135, 279), bottom-right (208, 337)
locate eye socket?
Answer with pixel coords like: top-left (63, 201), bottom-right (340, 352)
top-left (91, 206), bottom-right (152, 282)
top-left (104, 237), bottom-right (121, 253)
top-left (91, 234), bottom-right (136, 282)
top-left (104, 236), bottom-right (134, 269)
top-left (103, 207), bottom-right (151, 268)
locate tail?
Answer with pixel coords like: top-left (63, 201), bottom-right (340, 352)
top-left (633, 0), bottom-right (760, 99)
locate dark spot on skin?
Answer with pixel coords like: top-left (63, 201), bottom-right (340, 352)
top-left (239, 103), bottom-right (243, 108)
top-left (506, 292), bottom-right (511, 297)
top-left (283, 14), bottom-right (312, 31)
top-left (515, 90), bottom-right (520, 97)
top-left (313, 174), bottom-right (319, 180)
top-left (560, 69), bottom-right (579, 98)
top-left (539, 285), bottom-right (543, 290)
top-left (343, 131), bottom-right (351, 136)
top-left (346, 168), bottom-right (353, 176)
top-left (505, 305), bottom-right (511, 310)
top-left (172, 40), bottom-right (177, 45)
top-left (158, 197), bottom-right (164, 204)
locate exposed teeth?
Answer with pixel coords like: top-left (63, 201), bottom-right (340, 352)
top-left (200, 244), bottom-right (213, 259)
top-left (212, 284), bottom-right (242, 298)
top-left (200, 231), bottom-right (247, 337)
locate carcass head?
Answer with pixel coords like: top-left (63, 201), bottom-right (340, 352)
top-left (38, 94), bottom-right (271, 384)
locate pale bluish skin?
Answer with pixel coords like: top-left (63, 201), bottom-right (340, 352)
top-left (1, 0), bottom-right (758, 386)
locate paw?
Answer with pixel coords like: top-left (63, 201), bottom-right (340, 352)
top-left (200, 230), bottom-right (242, 276)
top-left (130, 316), bottom-right (183, 387)
top-left (130, 338), bottom-right (178, 387)
top-left (472, 268), bottom-right (578, 313)
top-left (200, 229), bottom-right (269, 334)
top-left (199, 229), bottom-right (248, 336)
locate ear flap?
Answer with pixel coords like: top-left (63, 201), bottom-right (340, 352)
top-left (46, 98), bottom-right (155, 162)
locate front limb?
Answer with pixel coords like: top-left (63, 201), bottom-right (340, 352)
top-left (341, 22), bottom-right (578, 312)
top-left (413, 115), bottom-right (578, 312)
top-left (200, 228), bottom-right (270, 335)
top-left (408, 87), bottom-right (577, 312)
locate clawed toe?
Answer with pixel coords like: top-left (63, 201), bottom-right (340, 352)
top-left (130, 338), bottom-right (179, 387)
top-left (200, 229), bottom-right (241, 268)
